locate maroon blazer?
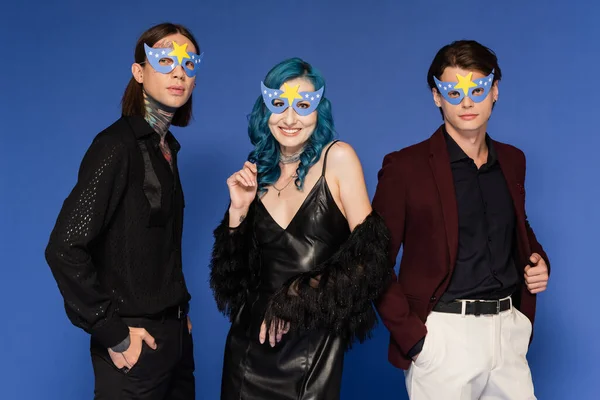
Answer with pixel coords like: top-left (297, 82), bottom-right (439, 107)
top-left (372, 125), bottom-right (550, 370)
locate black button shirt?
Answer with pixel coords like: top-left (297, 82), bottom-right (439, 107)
top-left (45, 116), bottom-right (190, 348)
top-left (440, 129), bottom-right (518, 302)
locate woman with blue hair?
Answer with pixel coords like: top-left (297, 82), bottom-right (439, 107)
top-left (209, 57), bottom-right (391, 399)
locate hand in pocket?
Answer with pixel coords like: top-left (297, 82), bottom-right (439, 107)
top-left (108, 327), bottom-right (157, 371)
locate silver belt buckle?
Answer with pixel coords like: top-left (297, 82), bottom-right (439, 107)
top-left (496, 299), bottom-right (501, 314)
top-left (177, 306), bottom-right (183, 319)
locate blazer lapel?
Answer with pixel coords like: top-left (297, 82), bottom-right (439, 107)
top-left (428, 126), bottom-right (459, 270)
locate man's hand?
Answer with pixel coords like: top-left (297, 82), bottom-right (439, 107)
top-left (524, 253), bottom-right (549, 294)
top-left (259, 318), bottom-right (290, 347)
top-left (108, 327), bottom-right (157, 371)
top-left (187, 316), bottom-right (192, 334)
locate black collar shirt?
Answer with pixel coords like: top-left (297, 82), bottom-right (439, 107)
top-left (46, 116), bottom-right (190, 348)
top-left (440, 128), bottom-right (519, 303)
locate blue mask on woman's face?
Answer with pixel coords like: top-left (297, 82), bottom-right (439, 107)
top-left (261, 81), bottom-right (324, 116)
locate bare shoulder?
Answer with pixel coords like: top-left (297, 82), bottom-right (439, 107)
top-left (323, 141), bottom-right (362, 169)
top-left (322, 141), bottom-right (370, 223)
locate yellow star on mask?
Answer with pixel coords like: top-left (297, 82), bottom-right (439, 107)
top-left (453, 72), bottom-right (478, 96)
top-left (279, 83), bottom-right (303, 105)
top-left (168, 41), bottom-right (191, 65)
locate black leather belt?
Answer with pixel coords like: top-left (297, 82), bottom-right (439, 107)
top-left (145, 303), bottom-right (189, 320)
top-left (432, 298), bottom-right (511, 316)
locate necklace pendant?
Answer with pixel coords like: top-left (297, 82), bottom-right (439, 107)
top-left (277, 192), bottom-right (281, 198)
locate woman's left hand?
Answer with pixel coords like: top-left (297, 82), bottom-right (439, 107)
top-left (259, 318), bottom-right (290, 347)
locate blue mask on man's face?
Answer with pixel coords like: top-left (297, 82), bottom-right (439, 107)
top-left (143, 41), bottom-right (203, 78)
top-left (434, 70), bottom-right (495, 105)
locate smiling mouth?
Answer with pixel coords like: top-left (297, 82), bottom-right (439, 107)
top-left (279, 127), bottom-right (301, 135)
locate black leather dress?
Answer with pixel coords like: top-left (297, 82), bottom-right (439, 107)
top-left (221, 143), bottom-right (351, 400)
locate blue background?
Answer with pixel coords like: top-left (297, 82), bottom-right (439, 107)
top-left (1, 0), bottom-right (598, 398)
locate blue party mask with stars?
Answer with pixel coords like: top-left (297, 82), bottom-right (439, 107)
top-left (261, 81), bottom-right (324, 117)
top-left (143, 41), bottom-right (203, 78)
top-left (434, 70), bottom-right (495, 105)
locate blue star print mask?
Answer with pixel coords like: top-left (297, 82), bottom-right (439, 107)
top-left (434, 70), bottom-right (495, 105)
top-left (143, 41), bottom-right (203, 78)
top-left (261, 81), bottom-right (324, 117)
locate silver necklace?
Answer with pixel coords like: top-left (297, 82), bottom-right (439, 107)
top-left (272, 175), bottom-right (297, 197)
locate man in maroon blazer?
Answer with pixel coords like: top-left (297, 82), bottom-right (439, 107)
top-left (373, 40), bottom-right (550, 399)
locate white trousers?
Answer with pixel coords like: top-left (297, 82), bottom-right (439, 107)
top-left (405, 300), bottom-right (536, 400)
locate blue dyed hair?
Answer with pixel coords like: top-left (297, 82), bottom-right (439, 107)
top-left (247, 57), bottom-right (336, 192)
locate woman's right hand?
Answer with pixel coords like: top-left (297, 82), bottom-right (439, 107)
top-left (226, 161), bottom-right (258, 211)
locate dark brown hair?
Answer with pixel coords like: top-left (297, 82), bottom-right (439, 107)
top-left (121, 23), bottom-right (200, 127)
top-left (427, 40), bottom-right (501, 118)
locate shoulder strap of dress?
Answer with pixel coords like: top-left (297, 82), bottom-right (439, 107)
top-left (321, 140), bottom-right (340, 176)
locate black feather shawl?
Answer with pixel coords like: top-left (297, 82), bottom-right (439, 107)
top-left (263, 211), bottom-right (391, 348)
top-left (209, 205), bottom-right (391, 349)
top-left (209, 202), bottom-right (259, 321)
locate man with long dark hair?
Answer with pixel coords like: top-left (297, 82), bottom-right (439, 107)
top-left (45, 22), bottom-right (202, 399)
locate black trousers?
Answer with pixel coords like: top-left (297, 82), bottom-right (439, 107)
top-left (90, 316), bottom-right (195, 399)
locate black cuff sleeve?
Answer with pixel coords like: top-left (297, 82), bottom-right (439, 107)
top-left (109, 334), bottom-right (131, 353)
top-left (407, 336), bottom-right (426, 358)
top-left (91, 315), bottom-right (130, 349)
